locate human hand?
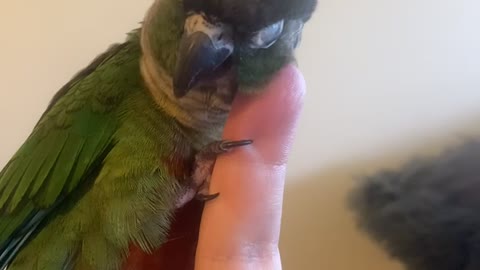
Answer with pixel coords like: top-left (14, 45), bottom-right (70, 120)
top-left (195, 64), bottom-right (305, 269)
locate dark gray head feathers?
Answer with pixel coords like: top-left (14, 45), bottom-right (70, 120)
top-left (184, 0), bottom-right (317, 31)
top-left (349, 141), bottom-right (480, 270)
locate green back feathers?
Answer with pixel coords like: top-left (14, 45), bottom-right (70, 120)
top-left (0, 38), bottom-right (142, 267)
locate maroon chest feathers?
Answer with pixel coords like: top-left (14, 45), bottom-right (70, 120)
top-left (161, 135), bottom-right (196, 184)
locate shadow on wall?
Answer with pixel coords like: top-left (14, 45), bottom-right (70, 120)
top-left (279, 117), bottom-right (480, 270)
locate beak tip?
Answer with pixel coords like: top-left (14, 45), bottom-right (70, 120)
top-left (173, 63), bottom-right (197, 99)
top-left (173, 29), bottom-right (233, 100)
top-left (173, 88), bottom-right (185, 99)
top-left (173, 82), bottom-right (190, 99)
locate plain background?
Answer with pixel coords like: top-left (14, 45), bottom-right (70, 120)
top-left (1, 1), bottom-right (480, 269)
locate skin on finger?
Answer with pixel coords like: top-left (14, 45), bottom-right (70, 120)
top-left (195, 64), bottom-right (306, 270)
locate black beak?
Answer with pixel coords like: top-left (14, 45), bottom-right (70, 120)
top-left (173, 32), bottom-right (233, 98)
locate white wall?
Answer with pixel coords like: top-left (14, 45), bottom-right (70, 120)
top-left (1, 1), bottom-right (480, 269)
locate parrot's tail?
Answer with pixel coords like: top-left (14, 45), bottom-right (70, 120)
top-left (349, 140), bottom-right (480, 270)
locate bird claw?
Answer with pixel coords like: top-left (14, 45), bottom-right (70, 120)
top-left (218, 139), bottom-right (254, 152)
top-left (191, 139), bottom-right (253, 203)
top-left (198, 139), bottom-right (253, 158)
top-left (195, 193), bottom-right (220, 202)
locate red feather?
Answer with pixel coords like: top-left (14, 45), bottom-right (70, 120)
top-left (123, 200), bottom-right (204, 270)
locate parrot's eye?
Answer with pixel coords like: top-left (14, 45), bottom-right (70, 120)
top-left (247, 20), bottom-right (284, 49)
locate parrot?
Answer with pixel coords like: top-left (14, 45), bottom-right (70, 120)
top-left (349, 140), bottom-right (480, 270)
top-left (0, 0), bottom-right (317, 269)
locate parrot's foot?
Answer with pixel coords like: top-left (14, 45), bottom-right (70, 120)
top-left (195, 192), bottom-right (220, 202)
top-left (192, 139), bottom-right (253, 202)
top-left (196, 140), bottom-right (254, 160)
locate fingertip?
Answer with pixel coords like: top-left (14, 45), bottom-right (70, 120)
top-left (225, 64), bottom-right (306, 165)
top-left (195, 65), bottom-right (306, 270)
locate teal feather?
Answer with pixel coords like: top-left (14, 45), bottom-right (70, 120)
top-left (0, 204), bottom-right (34, 244)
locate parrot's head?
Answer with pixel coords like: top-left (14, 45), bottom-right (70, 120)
top-left (172, 0), bottom-right (317, 98)
top-left (140, 0), bottom-right (316, 130)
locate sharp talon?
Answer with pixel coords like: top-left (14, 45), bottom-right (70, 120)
top-left (191, 140), bottom-right (252, 203)
top-left (219, 139), bottom-right (254, 152)
top-left (196, 193), bottom-right (220, 202)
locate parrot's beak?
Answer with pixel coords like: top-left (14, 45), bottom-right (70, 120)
top-left (173, 14), bottom-right (234, 98)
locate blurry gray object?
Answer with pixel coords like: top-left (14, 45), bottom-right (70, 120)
top-left (350, 141), bottom-right (480, 270)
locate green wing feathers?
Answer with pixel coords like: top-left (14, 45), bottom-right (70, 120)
top-left (0, 111), bottom-right (115, 212)
top-left (0, 31), bottom-right (185, 270)
top-left (0, 42), bottom-right (135, 249)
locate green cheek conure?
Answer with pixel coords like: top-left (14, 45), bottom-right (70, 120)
top-left (0, 0), bottom-right (317, 269)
